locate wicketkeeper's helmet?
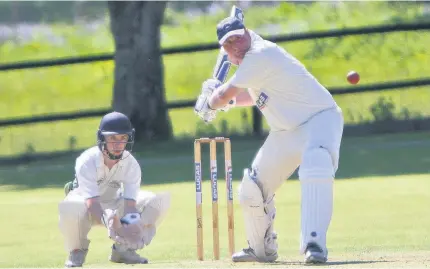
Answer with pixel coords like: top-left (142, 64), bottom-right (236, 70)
top-left (97, 111), bottom-right (135, 160)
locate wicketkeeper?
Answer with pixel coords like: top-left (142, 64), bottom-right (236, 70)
top-left (194, 15), bottom-right (344, 264)
top-left (59, 111), bottom-right (171, 267)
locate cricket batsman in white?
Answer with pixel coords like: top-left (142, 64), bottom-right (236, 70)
top-left (194, 16), bottom-right (344, 264)
top-left (58, 111), bottom-right (171, 267)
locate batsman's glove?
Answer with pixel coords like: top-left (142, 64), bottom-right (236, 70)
top-left (194, 79), bottom-right (221, 123)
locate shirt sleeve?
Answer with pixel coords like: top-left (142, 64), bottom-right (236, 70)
top-left (229, 53), bottom-right (265, 89)
top-left (75, 159), bottom-right (99, 199)
top-left (122, 160), bottom-right (142, 201)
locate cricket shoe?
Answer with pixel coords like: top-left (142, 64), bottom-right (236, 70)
top-left (65, 249), bottom-right (88, 267)
top-left (109, 245), bottom-right (148, 264)
top-left (232, 247), bottom-right (278, 263)
top-left (304, 242), bottom-right (327, 264)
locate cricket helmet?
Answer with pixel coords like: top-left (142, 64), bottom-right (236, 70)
top-left (97, 111), bottom-right (135, 160)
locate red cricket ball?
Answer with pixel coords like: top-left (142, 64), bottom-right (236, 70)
top-left (347, 71), bottom-right (360, 84)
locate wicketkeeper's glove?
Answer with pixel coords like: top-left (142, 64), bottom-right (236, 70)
top-left (105, 209), bottom-right (146, 250)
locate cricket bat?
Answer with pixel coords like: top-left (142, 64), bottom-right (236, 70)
top-left (212, 5), bottom-right (244, 83)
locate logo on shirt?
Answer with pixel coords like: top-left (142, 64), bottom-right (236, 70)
top-left (107, 181), bottom-right (121, 188)
top-left (256, 92), bottom-right (269, 110)
top-left (96, 177), bottom-right (120, 188)
top-left (97, 178), bottom-right (105, 185)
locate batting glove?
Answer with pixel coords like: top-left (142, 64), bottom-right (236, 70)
top-left (201, 78), bottom-right (221, 95)
top-left (194, 79), bottom-right (221, 123)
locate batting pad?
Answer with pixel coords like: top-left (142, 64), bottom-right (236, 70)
top-left (238, 169), bottom-right (269, 258)
top-left (299, 147), bottom-right (335, 180)
top-left (299, 177), bottom-right (333, 255)
top-left (264, 195), bottom-right (278, 254)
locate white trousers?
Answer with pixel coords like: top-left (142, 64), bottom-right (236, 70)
top-left (250, 106), bottom-right (344, 254)
top-left (58, 190), bottom-right (170, 252)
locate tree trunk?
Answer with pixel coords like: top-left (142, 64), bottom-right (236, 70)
top-left (108, 1), bottom-right (172, 141)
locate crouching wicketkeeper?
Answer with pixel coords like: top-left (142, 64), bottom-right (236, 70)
top-left (58, 111), bottom-right (171, 267)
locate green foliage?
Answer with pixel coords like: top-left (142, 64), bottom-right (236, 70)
top-left (68, 136), bottom-right (77, 151)
top-left (195, 121), bottom-right (217, 138)
top-left (25, 143), bottom-right (35, 154)
top-left (0, 1), bottom-right (107, 24)
top-left (369, 96), bottom-right (423, 122)
top-left (370, 97), bottom-right (396, 122)
top-left (0, 2), bottom-right (429, 156)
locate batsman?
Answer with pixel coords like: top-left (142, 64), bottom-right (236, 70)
top-left (194, 10), bottom-right (344, 264)
top-left (58, 111), bottom-right (171, 267)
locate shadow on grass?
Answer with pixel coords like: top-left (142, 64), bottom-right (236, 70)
top-left (1, 132), bottom-right (430, 190)
top-left (324, 260), bottom-right (390, 266)
top-left (268, 259), bottom-right (389, 266)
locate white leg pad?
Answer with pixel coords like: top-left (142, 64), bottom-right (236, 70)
top-left (58, 194), bottom-right (92, 252)
top-left (238, 169), bottom-right (270, 258)
top-left (298, 147), bottom-right (334, 255)
top-left (263, 195), bottom-right (278, 254)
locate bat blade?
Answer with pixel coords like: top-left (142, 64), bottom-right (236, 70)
top-left (212, 48), bottom-right (230, 83)
top-left (216, 61), bottom-right (231, 83)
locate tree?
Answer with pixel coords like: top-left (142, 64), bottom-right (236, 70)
top-left (108, 1), bottom-right (172, 141)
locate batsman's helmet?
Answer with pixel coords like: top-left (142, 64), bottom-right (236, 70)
top-left (97, 111), bottom-right (135, 160)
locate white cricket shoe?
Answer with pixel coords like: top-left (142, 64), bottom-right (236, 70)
top-left (232, 247), bottom-right (278, 263)
top-left (304, 242), bottom-right (328, 264)
top-left (65, 249), bottom-right (88, 267)
top-left (109, 245), bottom-right (148, 264)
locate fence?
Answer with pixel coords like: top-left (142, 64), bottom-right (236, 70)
top-left (1, 22), bottom-right (430, 136)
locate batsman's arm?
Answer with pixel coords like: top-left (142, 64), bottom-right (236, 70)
top-left (234, 90), bottom-right (254, 107)
top-left (209, 81), bottom-right (246, 109)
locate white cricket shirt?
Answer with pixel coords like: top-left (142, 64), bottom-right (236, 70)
top-left (230, 30), bottom-right (337, 131)
top-left (73, 146), bottom-right (141, 203)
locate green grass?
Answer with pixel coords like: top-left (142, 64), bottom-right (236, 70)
top-left (1, 2), bottom-right (430, 156)
top-left (0, 132), bottom-right (429, 267)
top-left (0, 176), bottom-right (429, 268)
